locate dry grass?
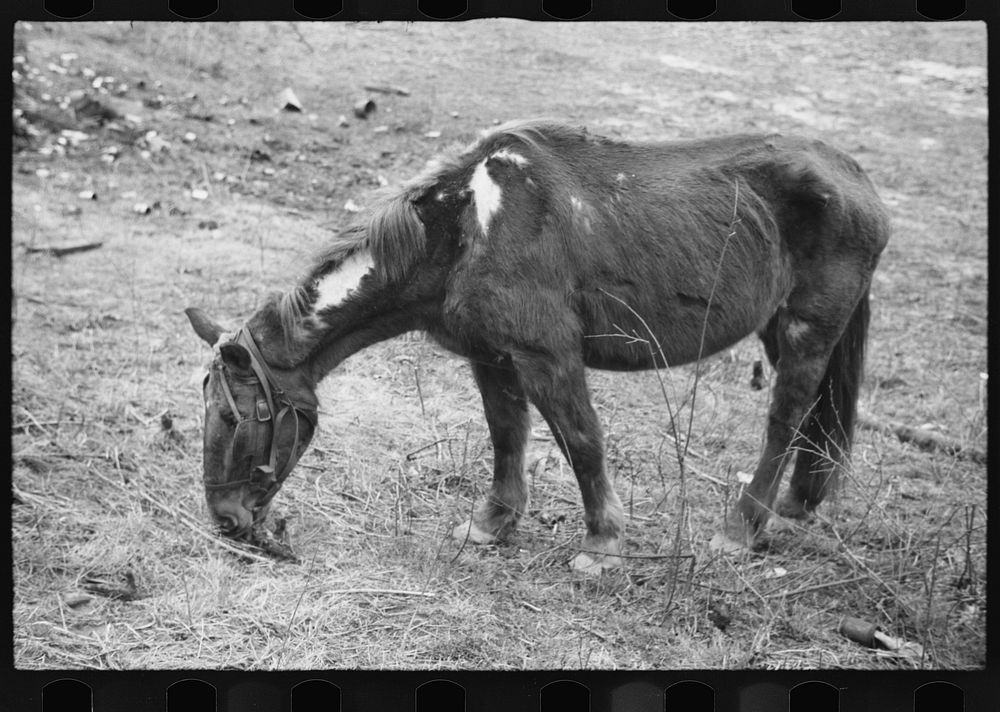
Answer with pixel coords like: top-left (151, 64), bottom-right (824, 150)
top-left (12, 21), bottom-right (986, 670)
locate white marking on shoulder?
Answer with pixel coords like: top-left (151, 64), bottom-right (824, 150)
top-left (568, 195), bottom-right (595, 232)
top-left (469, 160), bottom-right (502, 234)
top-left (490, 149), bottom-right (529, 167)
top-left (313, 251), bottom-right (374, 311)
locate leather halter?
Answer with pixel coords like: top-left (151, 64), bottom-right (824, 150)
top-left (204, 327), bottom-right (317, 508)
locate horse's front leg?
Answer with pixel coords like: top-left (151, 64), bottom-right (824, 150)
top-left (510, 351), bottom-right (625, 574)
top-left (452, 359), bottom-right (530, 544)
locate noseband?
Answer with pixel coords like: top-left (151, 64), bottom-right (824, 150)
top-left (205, 327), bottom-right (317, 507)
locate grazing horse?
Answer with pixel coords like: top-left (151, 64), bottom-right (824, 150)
top-left (186, 120), bottom-right (890, 572)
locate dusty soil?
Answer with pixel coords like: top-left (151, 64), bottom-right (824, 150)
top-left (11, 21), bottom-right (987, 670)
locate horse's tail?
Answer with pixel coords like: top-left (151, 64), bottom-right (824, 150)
top-left (793, 286), bottom-right (870, 497)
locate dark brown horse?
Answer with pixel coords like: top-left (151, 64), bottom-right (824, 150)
top-left (186, 120), bottom-right (890, 572)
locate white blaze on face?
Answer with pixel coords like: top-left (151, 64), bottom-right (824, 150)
top-left (469, 159), bottom-right (502, 234)
top-left (313, 251), bottom-right (375, 311)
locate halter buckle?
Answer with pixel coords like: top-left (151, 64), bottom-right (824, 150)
top-left (255, 398), bottom-right (272, 422)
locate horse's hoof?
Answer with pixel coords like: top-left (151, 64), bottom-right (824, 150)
top-left (569, 551), bottom-right (621, 574)
top-left (452, 519), bottom-right (497, 545)
top-left (709, 531), bottom-right (752, 555)
top-left (775, 496), bottom-right (810, 520)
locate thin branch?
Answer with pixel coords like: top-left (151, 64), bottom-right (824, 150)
top-left (25, 241), bottom-right (104, 257)
top-left (858, 414), bottom-right (986, 464)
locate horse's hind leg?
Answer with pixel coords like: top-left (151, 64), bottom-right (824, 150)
top-left (716, 271), bottom-right (870, 551)
top-left (510, 352), bottom-right (624, 573)
top-left (453, 360), bottom-right (530, 544)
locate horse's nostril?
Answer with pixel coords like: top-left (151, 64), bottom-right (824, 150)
top-left (216, 514), bottom-right (239, 535)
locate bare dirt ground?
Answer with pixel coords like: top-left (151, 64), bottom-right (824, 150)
top-left (11, 21), bottom-right (987, 670)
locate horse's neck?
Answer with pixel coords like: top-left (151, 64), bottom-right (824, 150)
top-left (248, 262), bottom-right (431, 383)
top-left (305, 305), bottom-right (419, 382)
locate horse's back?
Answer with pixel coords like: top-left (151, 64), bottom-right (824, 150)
top-left (442, 123), bottom-right (889, 366)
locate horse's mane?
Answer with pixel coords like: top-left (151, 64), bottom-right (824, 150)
top-left (270, 120), bottom-right (580, 354)
top-left (270, 152), bottom-right (465, 351)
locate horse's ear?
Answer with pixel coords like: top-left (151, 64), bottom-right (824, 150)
top-left (185, 307), bottom-right (226, 346)
top-left (219, 343), bottom-right (252, 374)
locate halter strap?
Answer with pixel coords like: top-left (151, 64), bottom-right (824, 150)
top-left (204, 327), bottom-right (317, 497)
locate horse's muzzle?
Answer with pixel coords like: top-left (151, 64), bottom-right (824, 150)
top-left (211, 502), bottom-right (254, 539)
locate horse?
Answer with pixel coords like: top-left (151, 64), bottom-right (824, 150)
top-left (186, 119), bottom-right (891, 573)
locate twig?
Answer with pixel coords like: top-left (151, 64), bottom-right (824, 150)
top-left (406, 438), bottom-right (452, 461)
top-left (279, 549), bottom-right (321, 665)
top-left (363, 84), bottom-right (411, 97)
top-left (324, 588), bottom-right (435, 597)
top-left (764, 574), bottom-right (868, 599)
top-left (858, 414), bottom-right (986, 464)
top-left (287, 22), bottom-right (315, 53)
top-left (25, 241), bottom-right (104, 257)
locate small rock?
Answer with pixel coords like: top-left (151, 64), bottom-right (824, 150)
top-left (353, 99), bottom-right (376, 119)
top-left (133, 203), bottom-right (151, 215)
top-left (344, 199), bottom-right (362, 213)
top-left (183, 131), bottom-right (197, 143)
top-left (424, 130), bottom-right (442, 139)
top-left (60, 130), bottom-right (92, 146)
top-left (77, 190), bottom-right (97, 200)
top-left (63, 592), bottom-right (92, 609)
top-left (279, 87), bottom-right (303, 112)
top-left (190, 188), bottom-right (209, 201)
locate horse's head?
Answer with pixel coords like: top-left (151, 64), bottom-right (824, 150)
top-left (185, 307), bottom-right (318, 539)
